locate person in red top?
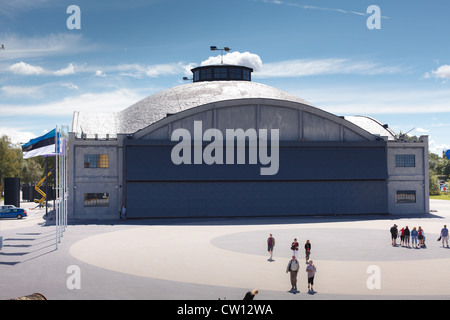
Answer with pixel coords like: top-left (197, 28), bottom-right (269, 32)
top-left (291, 238), bottom-right (299, 258)
top-left (399, 227), bottom-right (405, 246)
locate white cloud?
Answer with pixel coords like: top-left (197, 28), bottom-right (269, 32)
top-left (9, 61), bottom-right (45, 75)
top-left (290, 85), bottom-right (450, 115)
top-left (60, 82), bottom-right (79, 90)
top-left (415, 127), bottom-right (429, 133)
top-left (201, 51), bottom-right (263, 71)
top-left (0, 88), bottom-right (145, 117)
top-left (255, 58), bottom-right (402, 78)
top-left (8, 61), bottom-right (75, 76)
top-left (54, 63), bottom-right (75, 76)
top-left (0, 126), bottom-right (37, 145)
top-left (429, 140), bottom-right (450, 155)
top-left (425, 65), bottom-right (450, 79)
top-left (95, 70), bottom-right (106, 77)
top-left (260, 0), bottom-right (389, 18)
top-left (1, 85), bottom-right (43, 97)
top-left (0, 33), bottom-right (92, 60)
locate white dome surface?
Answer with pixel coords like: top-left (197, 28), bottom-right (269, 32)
top-left (72, 81), bottom-right (311, 137)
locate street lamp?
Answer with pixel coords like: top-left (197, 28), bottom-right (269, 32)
top-left (210, 45), bottom-right (231, 64)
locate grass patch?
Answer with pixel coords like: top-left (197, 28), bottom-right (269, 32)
top-left (430, 192), bottom-right (450, 200)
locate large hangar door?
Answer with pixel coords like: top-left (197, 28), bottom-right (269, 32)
top-left (124, 141), bottom-right (388, 218)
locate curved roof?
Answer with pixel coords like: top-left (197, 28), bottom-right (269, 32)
top-left (344, 115), bottom-right (397, 141)
top-left (72, 81), bottom-right (311, 137)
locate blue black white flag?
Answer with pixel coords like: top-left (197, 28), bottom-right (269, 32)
top-left (21, 129), bottom-right (57, 159)
top-left (446, 149), bottom-right (450, 160)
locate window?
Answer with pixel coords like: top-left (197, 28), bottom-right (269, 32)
top-left (84, 154), bottom-right (109, 168)
top-left (395, 154), bottom-right (415, 167)
top-left (200, 68), bottom-right (212, 80)
top-left (193, 70), bottom-right (199, 81)
top-left (214, 67), bottom-right (227, 79)
top-left (84, 193), bottom-right (109, 207)
top-left (243, 69), bottom-right (250, 81)
top-left (396, 190), bottom-right (416, 203)
top-left (229, 67), bottom-right (241, 79)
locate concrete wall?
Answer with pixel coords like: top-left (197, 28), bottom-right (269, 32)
top-left (387, 136), bottom-right (429, 214)
top-left (68, 133), bottom-right (124, 220)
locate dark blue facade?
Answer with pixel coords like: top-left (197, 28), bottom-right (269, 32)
top-left (124, 140), bottom-right (388, 218)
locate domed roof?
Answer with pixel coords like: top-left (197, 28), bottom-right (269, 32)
top-left (344, 115), bottom-right (397, 141)
top-left (72, 80), bottom-right (312, 137)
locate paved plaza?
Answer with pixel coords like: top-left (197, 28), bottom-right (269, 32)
top-left (1, 199), bottom-right (449, 300)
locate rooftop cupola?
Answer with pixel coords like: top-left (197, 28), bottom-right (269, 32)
top-left (190, 64), bottom-right (253, 82)
top-left (189, 46), bottom-right (253, 83)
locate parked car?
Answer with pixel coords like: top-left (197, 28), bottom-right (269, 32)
top-left (0, 208), bottom-right (27, 219)
top-left (0, 205), bottom-right (17, 212)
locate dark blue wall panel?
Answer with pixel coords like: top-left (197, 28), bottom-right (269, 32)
top-left (124, 141), bottom-right (388, 218)
top-left (126, 180), bottom-right (387, 218)
top-left (125, 142), bottom-right (387, 181)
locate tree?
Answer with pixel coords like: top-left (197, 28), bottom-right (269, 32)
top-left (0, 134), bottom-right (47, 186)
top-left (0, 135), bottom-right (22, 185)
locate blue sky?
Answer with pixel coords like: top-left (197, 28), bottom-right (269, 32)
top-left (0, 0), bottom-right (449, 154)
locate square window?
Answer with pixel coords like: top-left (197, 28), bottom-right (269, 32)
top-left (395, 154), bottom-right (415, 167)
top-left (396, 190), bottom-right (416, 203)
top-left (84, 154), bottom-right (109, 168)
top-left (84, 193), bottom-right (110, 207)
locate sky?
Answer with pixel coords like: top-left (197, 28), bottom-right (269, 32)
top-left (0, 0), bottom-right (449, 154)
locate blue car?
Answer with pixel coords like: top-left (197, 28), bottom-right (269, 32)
top-left (0, 208), bottom-right (27, 219)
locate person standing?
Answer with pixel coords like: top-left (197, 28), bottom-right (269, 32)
top-left (286, 255), bottom-right (299, 292)
top-left (399, 227), bottom-right (405, 246)
top-left (441, 225), bottom-right (449, 248)
top-left (267, 234), bottom-right (275, 261)
top-left (404, 226), bottom-right (410, 248)
top-left (418, 226), bottom-right (424, 247)
top-left (120, 204), bottom-right (127, 220)
top-left (411, 227), bottom-right (418, 248)
top-left (304, 240), bottom-right (311, 262)
top-left (390, 224), bottom-right (398, 246)
top-left (291, 238), bottom-right (299, 258)
top-left (306, 260), bottom-right (317, 293)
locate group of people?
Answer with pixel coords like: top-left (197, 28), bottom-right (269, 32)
top-left (389, 224), bottom-right (426, 248)
top-left (266, 234), bottom-right (316, 294)
top-left (390, 224), bottom-right (450, 248)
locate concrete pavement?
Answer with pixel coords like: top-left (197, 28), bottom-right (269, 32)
top-left (1, 199), bottom-right (450, 300)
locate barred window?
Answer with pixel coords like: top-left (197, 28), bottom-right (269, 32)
top-left (84, 154), bottom-right (109, 168)
top-left (84, 193), bottom-right (109, 207)
top-left (395, 154), bottom-right (415, 167)
top-left (396, 190), bottom-right (416, 203)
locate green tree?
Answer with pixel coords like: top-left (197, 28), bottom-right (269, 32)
top-left (429, 171), bottom-right (441, 195)
top-left (0, 135), bottom-right (22, 185)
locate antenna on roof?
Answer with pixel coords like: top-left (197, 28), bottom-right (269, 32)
top-left (210, 45), bottom-right (231, 64)
top-left (398, 128), bottom-right (415, 141)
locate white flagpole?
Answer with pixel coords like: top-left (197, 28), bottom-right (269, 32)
top-left (55, 125), bottom-right (59, 250)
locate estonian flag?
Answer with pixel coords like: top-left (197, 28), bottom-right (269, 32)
top-left (21, 129), bottom-right (57, 159)
top-left (446, 149), bottom-right (450, 160)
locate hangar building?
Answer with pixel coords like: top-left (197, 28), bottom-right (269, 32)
top-left (68, 64), bottom-right (429, 220)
